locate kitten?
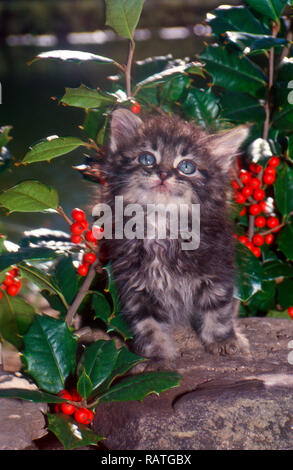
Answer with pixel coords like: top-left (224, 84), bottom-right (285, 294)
top-left (98, 109), bottom-right (250, 363)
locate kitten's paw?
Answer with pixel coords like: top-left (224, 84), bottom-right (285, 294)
top-left (205, 336), bottom-right (248, 356)
top-left (131, 357), bottom-right (177, 374)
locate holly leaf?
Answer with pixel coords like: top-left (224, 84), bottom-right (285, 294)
top-left (0, 181), bottom-right (59, 213)
top-left (245, 0), bottom-right (288, 21)
top-left (53, 255), bottom-right (79, 305)
top-left (22, 315), bottom-right (78, 394)
top-left (274, 166), bottom-right (293, 217)
top-left (77, 340), bottom-right (119, 392)
top-left (0, 389), bottom-right (67, 403)
top-left (47, 413), bottom-right (104, 450)
top-left (200, 45), bottom-right (267, 98)
top-left (0, 247), bottom-right (58, 271)
top-left (246, 281), bottom-right (276, 314)
top-left (277, 279), bottom-right (293, 309)
top-left (277, 224), bottom-right (293, 260)
top-left (23, 137), bottom-right (87, 164)
top-left (30, 50), bottom-right (114, 65)
top-left (220, 91), bottom-right (265, 123)
top-left (0, 293), bottom-right (36, 349)
top-left (263, 260), bottom-right (293, 280)
top-left (225, 32), bottom-right (288, 55)
top-left (61, 85), bottom-right (116, 109)
top-left (105, 0), bottom-right (145, 40)
top-left (77, 369), bottom-right (93, 399)
top-left (206, 5), bottom-right (270, 37)
top-left (98, 371), bottom-right (181, 403)
top-left (181, 88), bottom-right (220, 129)
top-left (234, 242), bottom-right (262, 301)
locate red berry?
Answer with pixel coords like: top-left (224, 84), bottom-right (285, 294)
top-left (80, 220), bottom-right (89, 231)
top-left (239, 207), bottom-right (247, 216)
top-left (231, 180), bottom-right (240, 190)
top-left (7, 285), bottom-right (19, 296)
top-left (288, 307), bottom-right (293, 319)
top-left (72, 208), bottom-right (86, 222)
top-left (268, 156), bottom-right (280, 167)
top-left (263, 173), bottom-right (276, 185)
top-left (249, 204), bottom-right (261, 216)
top-left (245, 241), bottom-right (254, 250)
top-left (265, 234), bottom-right (274, 244)
top-left (71, 222), bottom-right (84, 235)
top-left (71, 234), bottom-right (82, 244)
top-left (266, 216), bottom-right (279, 229)
top-left (9, 268), bottom-right (19, 278)
top-left (77, 264), bottom-right (89, 276)
top-left (253, 189), bottom-right (265, 201)
top-left (83, 252), bottom-right (97, 265)
top-left (242, 186), bottom-right (253, 197)
top-left (239, 235), bottom-right (249, 244)
top-left (249, 163), bottom-right (262, 174)
top-left (1, 284), bottom-right (7, 291)
top-left (70, 389), bottom-right (82, 402)
top-left (54, 404), bottom-right (61, 413)
top-left (252, 246), bottom-right (261, 257)
top-left (61, 402), bottom-right (76, 415)
top-left (252, 234), bottom-right (264, 246)
top-left (255, 216), bottom-right (266, 228)
top-left (235, 193), bottom-right (246, 204)
top-left (131, 102), bottom-right (141, 114)
top-left (85, 230), bottom-right (96, 243)
top-left (13, 280), bottom-right (22, 290)
top-left (264, 166), bottom-right (276, 176)
top-left (74, 408), bottom-right (94, 425)
top-left (249, 177), bottom-right (261, 190)
top-left (0, 291), bottom-right (3, 300)
top-left (4, 275), bottom-right (14, 287)
top-left (58, 390), bottom-right (72, 400)
top-left (258, 201), bottom-right (266, 213)
top-left (239, 171), bottom-right (251, 184)
top-left (233, 233), bottom-right (238, 239)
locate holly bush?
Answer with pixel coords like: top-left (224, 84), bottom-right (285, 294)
top-left (0, 0), bottom-right (293, 449)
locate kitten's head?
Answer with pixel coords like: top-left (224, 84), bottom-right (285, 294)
top-left (106, 109), bottom-right (249, 208)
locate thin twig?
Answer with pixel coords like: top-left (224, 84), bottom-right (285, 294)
top-left (125, 39), bottom-right (135, 98)
top-left (66, 258), bottom-right (101, 328)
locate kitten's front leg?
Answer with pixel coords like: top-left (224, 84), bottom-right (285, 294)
top-left (122, 292), bottom-right (177, 364)
top-left (191, 297), bottom-right (250, 355)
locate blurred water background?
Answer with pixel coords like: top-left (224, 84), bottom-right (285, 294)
top-left (0, 0), bottom-right (238, 240)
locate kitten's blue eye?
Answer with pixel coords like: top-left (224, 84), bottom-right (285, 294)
top-left (177, 160), bottom-right (196, 175)
top-left (139, 153), bottom-right (156, 167)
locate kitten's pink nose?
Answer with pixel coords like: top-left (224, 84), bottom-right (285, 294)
top-left (159, 171), bottom-right (169, 182)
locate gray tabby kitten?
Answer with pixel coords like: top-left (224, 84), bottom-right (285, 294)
top-left (100, 109), bottom-right (250, 363)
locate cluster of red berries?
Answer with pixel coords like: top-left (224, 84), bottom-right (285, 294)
top-left (56, 389), bottom-right (94, 425)
top-left (70, 208), bottom-right (100, 277)
top-left (233, 156), bottom-right (281, 257)
top-left (0, 267), bottom-right (22, 300)
top-left (130, 101), bottom-right (141, 114)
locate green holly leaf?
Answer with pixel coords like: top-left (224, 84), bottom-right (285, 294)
top-left (77, 340), bottom-right (119, 392)
top-left (220, 91), bottom-right (265, 123)
top-left (245, 0), bottom-right (288, 21)
top-left (92, 292), bottom-right (112, 323)
top-left (234, 242), bottom-right (262, 301)
top-left (23, 316), bottom-right (78, 394)
top-left (0, 181), bottom-right (59, 213)
top-left (263, 260), bottom-right (293, 280)
top-left (200, 45), bottom-right (267, 97)
top-left (47, 413), bottom-right (104, 450)
top-left (105, 0), bottom-right (145, 40)
top-left (53, 255), bottom-right (79, 305)
top-left (206, 5), bottom-right (270, 37)
top-left (135, 62), bottom-right (204, 91)
top-left (181, 88), bottom-right (220, 129)
top-left (277, 279), bottom-right (293, 309)
top-left (77, 369), bottom-right (93, 399)
top-left (225, 32), bottom-right (288, 55)
top-left (0, 248), bottom-right (58, 271)
top-left (23, 136), bottom-right (87, 164)
top-left (61, 85), bottom-right (116, 109)
top-left (274, 166), bottom-right (293, 217)
top-left (0, 389), bottom-right (67, 403)
top-left (0, 292), bottom-right (36, 349)
top-left (277, 224), bottom-right (293, 260)
top-left (98, 371), bottom-right (181, 403)
top-left (246, 281), bottom-right (276, 314)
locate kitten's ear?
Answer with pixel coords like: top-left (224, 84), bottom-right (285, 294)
top-left (208, 125), bottom-right (250, 172)
top-left (109, 108), bottom-right (143, 152)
